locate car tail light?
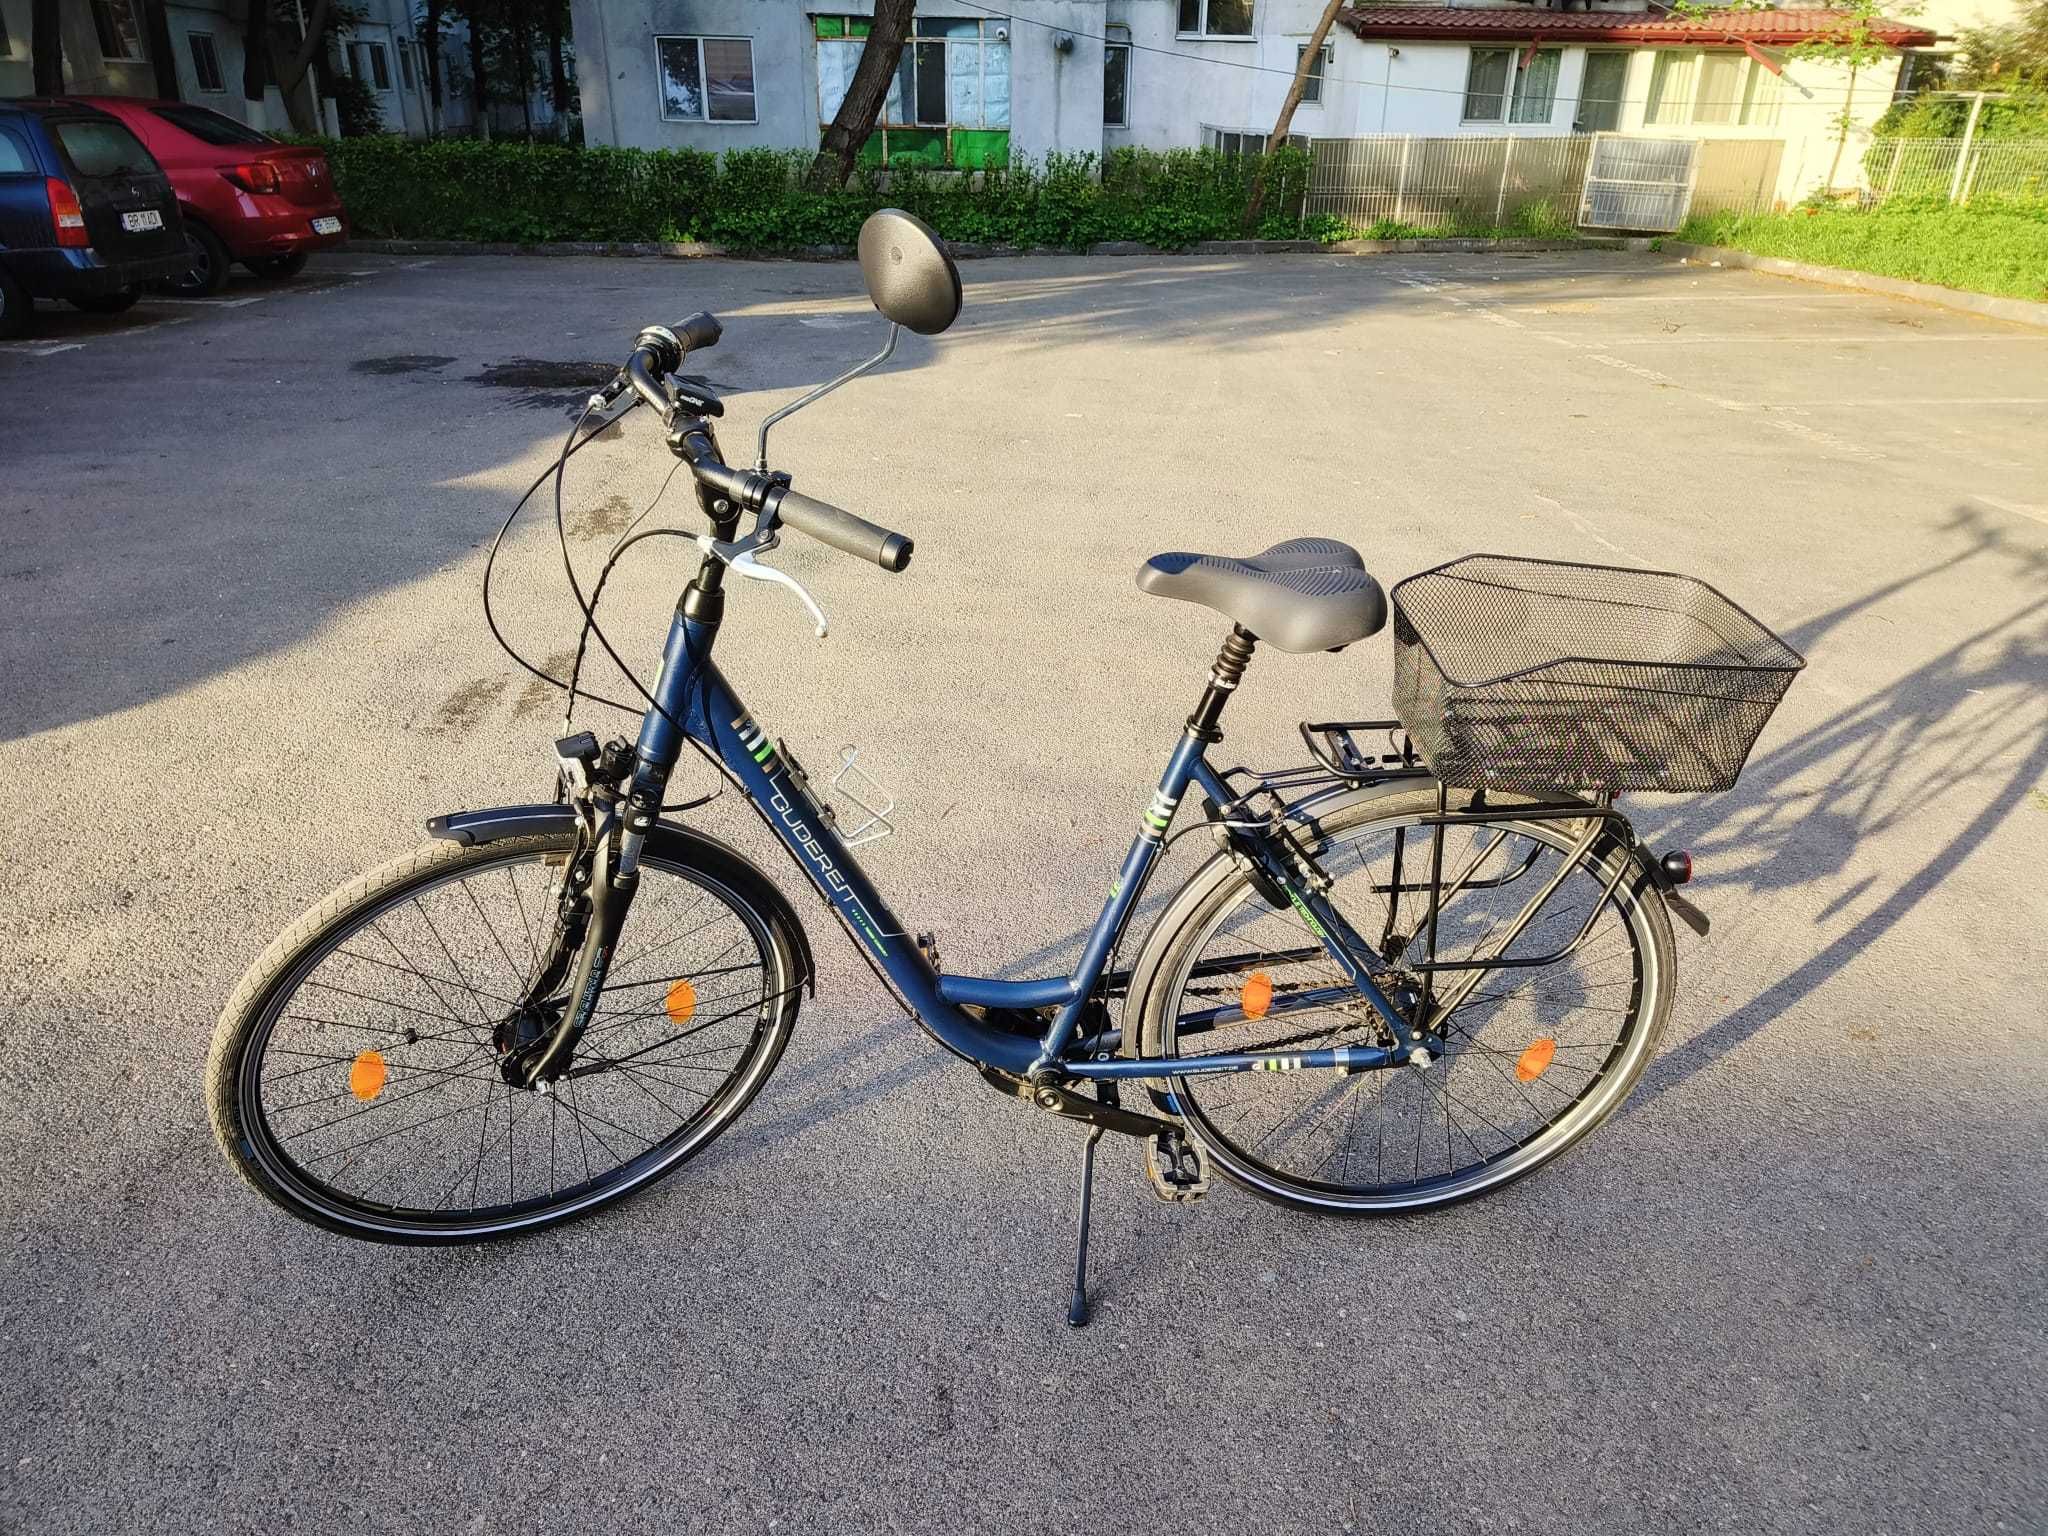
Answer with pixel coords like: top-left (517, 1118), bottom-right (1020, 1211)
top-left (47, 178), bottom-right (89, 247)
top-left (226, 160), bottom-right (282, 195)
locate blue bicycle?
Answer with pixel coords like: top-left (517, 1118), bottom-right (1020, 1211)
top-left (208, 213), bottom-right (1802, 1323)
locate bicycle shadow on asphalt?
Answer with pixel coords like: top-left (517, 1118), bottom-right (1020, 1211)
top-left (1627, 505), bottom-right (2048, 1105)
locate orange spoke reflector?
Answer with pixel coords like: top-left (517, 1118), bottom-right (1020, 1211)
top-left (349, 1050), bottom-right (388, 1101)
top-left (1516, 1038), bottom-right (1557, 1082)
top-left (1241, 972), bottom-right (1274, 1020)
top-left (665, 979), bottom-right (698, 1026)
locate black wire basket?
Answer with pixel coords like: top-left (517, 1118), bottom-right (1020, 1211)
top-left (1390, 555), bottom-right (1805, 795)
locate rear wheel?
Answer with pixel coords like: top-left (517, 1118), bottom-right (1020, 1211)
top-left (0, 266), bottom-right (26, 339)
top-left (68, 289), bottom-right (139, 315)
top-left (207, 829), bottom-right (804, 1242)
top-left (163, 220), bottom-right (231, 296)
top-left (247, 250), bottom-right (309, 280)
top-left (1134, 788), bottom-right (1673, 1215)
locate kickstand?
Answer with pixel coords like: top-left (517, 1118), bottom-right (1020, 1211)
top-left (1066, 1126), bottom-right (1106, 1329)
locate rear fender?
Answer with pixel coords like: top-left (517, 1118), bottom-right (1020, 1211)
top-left (427, 804), bottom-right (817, 996)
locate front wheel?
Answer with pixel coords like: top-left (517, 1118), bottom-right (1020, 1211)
top-left (207, 828), bottom-right (804, 1242)
top-left (1131, 787), bottom-right (1674, 1215)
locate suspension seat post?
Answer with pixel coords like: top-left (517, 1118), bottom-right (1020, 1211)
top-left (1188, 626), bottom-right (1256, 742)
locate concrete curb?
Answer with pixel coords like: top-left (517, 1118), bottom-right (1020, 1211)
top-left (1661, 240), bottom-right (2048, 331)
top-left (348, 235), bottom-right (1647, 262)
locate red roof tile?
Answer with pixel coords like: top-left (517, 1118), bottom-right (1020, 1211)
top-left (1336, 6), bottom-right (1936, 48)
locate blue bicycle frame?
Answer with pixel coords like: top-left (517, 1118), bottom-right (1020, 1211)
top-left (631, 600), bottom-right (1423, 1084)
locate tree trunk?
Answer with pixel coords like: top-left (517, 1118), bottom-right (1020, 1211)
top-left (142, 0), bottom-right (181, 99)
top-left (267, 0), bottom-right (335, 134)
top-left (546, 7), bottom-right (570, 114)
top-left (807, 0), bottom-right (916, 192)
top-left (1244, 0), bottom-right (1344, 233)
top-left (30, 0), bottom-right (63, 95)
top-left (241, 0), bottom-right (268, 102)
top-left (469, 17), bottom-right (491, 139)
top-left (517, 9), bottom-right (535, 141)
top-left (423, 0), bottom-right (445, 130)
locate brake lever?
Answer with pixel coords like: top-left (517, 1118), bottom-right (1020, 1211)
top-left (696, 531), bottom-right (829, 639)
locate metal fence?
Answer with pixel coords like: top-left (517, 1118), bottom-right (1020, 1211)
top-left (1864, 137), bottom-right (2048, 206)
top-left (1306, 133), bottom-right (1782, 233)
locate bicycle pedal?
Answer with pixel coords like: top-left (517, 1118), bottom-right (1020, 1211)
top-left (1144, 1130), bottom-right (1210, 1204)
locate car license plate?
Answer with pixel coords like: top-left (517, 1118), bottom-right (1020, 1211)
top-left (121, 209), bottom-right (163, 233)
top-left (311, 216), bottom-right (342, 235)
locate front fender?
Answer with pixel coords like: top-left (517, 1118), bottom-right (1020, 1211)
top-left (427, 803), bottom-right (818, 996)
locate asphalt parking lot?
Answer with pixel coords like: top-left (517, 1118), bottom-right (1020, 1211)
top-left (2, 247), bottom-right (2044, 1535)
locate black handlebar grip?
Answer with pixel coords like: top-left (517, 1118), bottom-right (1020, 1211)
top-left (771, 487), bottom-right (913, 573)
top-left (674, 311), bottom-right (722, 353)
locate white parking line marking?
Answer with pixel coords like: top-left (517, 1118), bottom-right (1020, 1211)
top-left (1973, 493), bottom-right (2048, 526)
top-left (1796, 396), bottom-right (2048, 408)
top-left (148, 295), bottom-right (269, 308)
top-left (1596, 332), bottom-right (2048, 345)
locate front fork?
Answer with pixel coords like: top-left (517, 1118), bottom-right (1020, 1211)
top-left (501, 739), bottom-right (662, 1089)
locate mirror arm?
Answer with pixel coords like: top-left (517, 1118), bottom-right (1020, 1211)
top-left (755, 323), bottom-right (901, 470)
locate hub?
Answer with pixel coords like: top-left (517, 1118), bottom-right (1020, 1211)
top-left (495, 999), bottom-right (571, 1088)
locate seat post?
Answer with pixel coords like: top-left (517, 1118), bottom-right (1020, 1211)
top-left (1187, 626), bottom-right (1257, 742)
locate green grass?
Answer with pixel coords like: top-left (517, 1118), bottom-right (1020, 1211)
top-left (1677, 199), bottom-right (2048, 303)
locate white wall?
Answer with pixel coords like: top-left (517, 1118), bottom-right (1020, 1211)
top-left (572, 0), bottom-right (1109, 160)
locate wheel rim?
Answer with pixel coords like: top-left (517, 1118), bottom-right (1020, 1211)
top-left (1162, 810), bottom-right (1662, 1210)
top-left (174, 236), bottom-right (215, 291)
top-left (237, 846), bottom-right (789, 1236)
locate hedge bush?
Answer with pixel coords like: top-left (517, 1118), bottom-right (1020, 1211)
top-left (316, 137), bottom-right (1322, 250)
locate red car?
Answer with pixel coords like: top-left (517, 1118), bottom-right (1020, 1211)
top-left (74, 98), bottom-right (346, 295)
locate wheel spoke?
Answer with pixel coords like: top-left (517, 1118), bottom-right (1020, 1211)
top-left (237, 843), bottom-right (787, 1231)
top-left (1165, 803), bottom-right (1658, 1204)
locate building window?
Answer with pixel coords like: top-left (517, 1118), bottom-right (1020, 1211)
top-left (1297, 41), bottom-right (1333, 105)
top-left (367, 41), bottom-right (391, 91)
top-left (1575, 52), bottom-right (1627, 132)
top-left (1645, 51), bottom-right (1696, 125)
top-left (815, 16), bottom-right (1008, 166)
top-left (1104, 25), bottom-right (1130, 126)
top-left (1509, 49), bottom-right (1560, 123)
top-left (91, 0), bottom-right (146, 63)
top-left (1178, 0), bottom-right (1255, 40)
top-left (657, 35), bottom-right (757, 124)
top-left (1462, 48), bottom-right (1512, 122)
top-left (399, 41), bottom-right (415, 90)
top-left (1464, 47), bottom-right (1562, 125)
top-left (1202, 125), bottom-right (1308, 155)
top-left (187, 31), bottom-right (225, 93)
top-left (1740, 59), bottom-right (1783, 126)
top-left (1693, 50), bottom-right (1742, 124)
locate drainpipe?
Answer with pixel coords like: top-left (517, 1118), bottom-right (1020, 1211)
top-left (592, 0), bottom-right (622, 147)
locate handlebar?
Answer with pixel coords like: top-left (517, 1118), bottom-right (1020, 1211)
top-left (767, 486), bottom-right (914, 572)
top-left (618, 311), bottom-right (915, 575)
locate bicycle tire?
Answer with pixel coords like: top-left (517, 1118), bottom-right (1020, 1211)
top-left (207, 828), bottom-right (804, 1243)
top-left (1129, 786), bottom-right (1674, 1215)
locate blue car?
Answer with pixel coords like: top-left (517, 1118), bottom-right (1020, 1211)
top-left (0, 99), bottom-right (189, 339)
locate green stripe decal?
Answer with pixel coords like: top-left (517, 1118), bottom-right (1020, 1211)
top-left (751, 741), bottom-right (774, 764)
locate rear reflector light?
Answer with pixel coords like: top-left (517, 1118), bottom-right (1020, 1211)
top-left (47, 179), bottom-right (89, 247)
top-left (226, 160), bottom-right (282, 195)
top-left (1660, 850), bottom-right (1693, 885)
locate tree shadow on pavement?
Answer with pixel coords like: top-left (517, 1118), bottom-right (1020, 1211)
top-left (1632, 506), bottom-right (2048, 1103)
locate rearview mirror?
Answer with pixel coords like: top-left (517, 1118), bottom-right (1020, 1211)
top-left (857, 209), bottom-right (962, 336)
